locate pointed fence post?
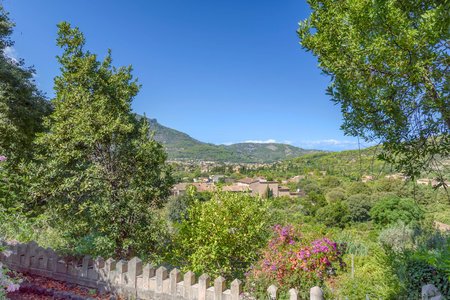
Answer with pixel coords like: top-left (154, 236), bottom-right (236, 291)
top-left (142, 263), bottom-right (156, 290)
top-left (267, 285), bottom-right (278, 300)
top-left (156, 266), bottom-right (168, 294)
top-left (116, 260), bottom-right (128, 284)
top-left (91, 257), bottom-right (105, 280)
top-left (289, 288), bottom-right (298, 300)
top-left (170, 268), bottom-right (182, 297)
top-left (310, 286), bottom-right (324, 300)
top-left (127, 257), bottom-right (143, 288)
top-left (198, 274), bottom-right (210, 300)
top-left (231, 279), bottom-right (242, 300)
top-left (214, 276), bottom-right (226, 300)
top-left (105, 258), bottom-right (116, 281)
top-left (183, 271), bottom-right (195, 299)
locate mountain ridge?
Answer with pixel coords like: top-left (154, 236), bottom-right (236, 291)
top-left (141, 116), bottom-right (320, 163)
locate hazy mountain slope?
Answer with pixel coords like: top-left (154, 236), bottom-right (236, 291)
top-left (143, 116), bottom-right (318, 163)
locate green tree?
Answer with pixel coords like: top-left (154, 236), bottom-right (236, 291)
top-left (325, 187), bottom-right (347, 203)
top-left (316, 201), bottom-right (350, 228)
top-left (347, 193), bottom-right (373, 222)
top-left (299, 0), bottom-right (449, 180)
top-left (300, 191), bottom-right (327, 216)
top-left (370, 196), bottom-right (423, 228)
top-left (0, 5), bottom-right (50, 161)
top-left (32, 22), bottom-right (173, 258)
top-left (172, 192), bottom-right (269, 279)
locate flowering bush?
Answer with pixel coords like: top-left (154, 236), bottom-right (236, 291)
top-left (246, 225), bottom-right (345, 298)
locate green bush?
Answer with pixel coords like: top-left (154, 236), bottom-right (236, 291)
top-left (333, 244), bottom-right (401, 299)
top-left (325, 187), bottom-right (347, 203)
top-left (172, 192), bottom-right (270, 279)
top-left (299, 191), bottom-right (327, 216)
top-left (388, 250), bottom-right (450, 298)
top-left (378, 222), bottom-right (416, 252)
top-left (345, 182), bottom-right (371, 195)
top-left (316, 201), bottom-right (350, 228)
top-left (166, 186), bottom-right (212, 223)
top-left (370, 196), bottom-right (424, 228)
top-left (347, 194), bottom-right (373, 222)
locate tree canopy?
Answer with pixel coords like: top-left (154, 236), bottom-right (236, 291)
top-left (299, 0), bottom-right (449, 180)
top-left (0, 5), bottom-right (50, 161)
top-left (32, 22), bottom-right (174, 258)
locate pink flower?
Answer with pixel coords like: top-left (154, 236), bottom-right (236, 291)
top-left (0, 155), bottom-right (6, 162)
top-left (6, 283), bottom-right (20, 292)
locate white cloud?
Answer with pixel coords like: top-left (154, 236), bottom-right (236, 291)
top-left (222, 139), bottom-right (293, 145)
top-left (244, 139), bottom-right (277, 144)
top-left (298, 139), bottom-right (375, 151)
top-left (4, 46), bottom-right (19, 62)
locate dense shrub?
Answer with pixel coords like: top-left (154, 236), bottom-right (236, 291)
top-left (389, 251), bottom-right (450, 298)
top-left (166, 186), bottom-right (212, 223)
top-left (345, 182), bottom-right (371, 195)
top-left (325, 187), bottom-right (347, 203)
top-left (378, 222), bottom-right (416, 252)
top-left (333, 244), bottom-right (401, 299)
top-left (172, 192), bottom-right (269, 279)
top-left (370, 196), bottom-right (423, 228)
top-left (316, 201), bottom-right (350, 228)
top-left (321, 176), bottom-right (342, 188)
top-left (299, 191), bottom-right (327, 216)
top-left (246, 225), bottom-right (345, 299)
top-left (347, 194), bottom-right (373, 222)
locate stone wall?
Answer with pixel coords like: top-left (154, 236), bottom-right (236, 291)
top-left (1, 241), bottom-right (325, 300)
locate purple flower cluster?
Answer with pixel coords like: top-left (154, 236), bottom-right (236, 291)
top-left (0, 155), bottom-right (6, 162)
top-left (246, 224), bottom-right (346, 290)
top-left (311, 237), bottom-right (337, 254)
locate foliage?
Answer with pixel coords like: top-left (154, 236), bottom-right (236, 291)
top-left (324, 187), bottom-right (346, 203)
top-left (370, 196), bottom-right (424, 228)
top-left (268, 196), bottom-right (305, 226)
top-left (299, 0), bottom-right (450, 179)
top-left (166, 186), bottom-right (212, 223)
top-left (172, 192), bottom-right (269, 279)
top-left (380, 222), bottom-right (450, 297)
top-left (0, 5), bottom-right (50, 162)
top-left (378, 222), bottom-right (416, 252)
top-left (246, 225), bottom-right (345, 299)
top-left (30, 23), bottom-right (173, 259)
top-left (345, 181), bottom-right (371, 196)
top-left (347, 193), bottom-right (373, 222)
top-left (387, 246), bottom-right (450, 298)
top-left (316, 201), bottom-right (350, 228)
top-left (299, 191), bottom-right (326, 216)
top-left (332, 242), bottom-right (401, 299)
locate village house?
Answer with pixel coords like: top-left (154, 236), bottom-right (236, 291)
top-left (361, 175), bottom-right (374, 183)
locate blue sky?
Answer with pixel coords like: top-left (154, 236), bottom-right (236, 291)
top-left (3, 0), bottom-right (371, 151)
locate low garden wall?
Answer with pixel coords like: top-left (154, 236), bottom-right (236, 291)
top-left (1, 241), bottom-right (325, 300)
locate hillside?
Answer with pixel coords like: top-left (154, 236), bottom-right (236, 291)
top-left (143, 117), bottom-right (318, 163)
top-left (248, 146), bottom-right (450, 182)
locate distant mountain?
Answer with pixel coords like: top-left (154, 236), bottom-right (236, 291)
top-left (142, 116), bottom-right (319, 163)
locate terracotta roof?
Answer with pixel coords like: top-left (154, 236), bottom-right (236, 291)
top-left (222, 185), bottom-right (250, 192)
top-left (237, 178), bottom-right (258, 184)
